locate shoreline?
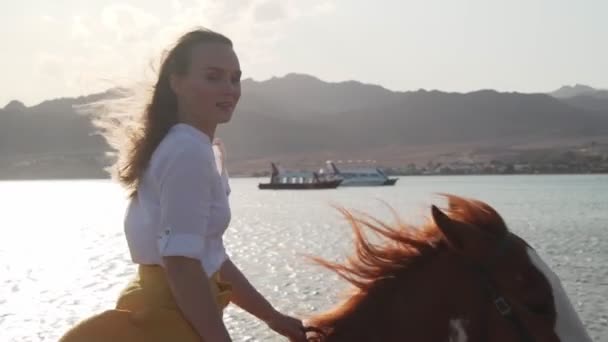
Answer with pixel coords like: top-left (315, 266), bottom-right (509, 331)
top-left (2, 172), bottom-right (606, 182)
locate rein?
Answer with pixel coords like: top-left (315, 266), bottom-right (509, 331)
top-left (303, 326), bottom-right (327, 341)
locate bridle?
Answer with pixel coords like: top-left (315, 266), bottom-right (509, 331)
top-left (474, 231), bottom-right (535, 342)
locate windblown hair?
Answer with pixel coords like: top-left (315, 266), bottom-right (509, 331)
top-left (114, 28), bottom-right (232, 197)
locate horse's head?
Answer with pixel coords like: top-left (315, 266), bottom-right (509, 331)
top-left (307, 195), bottom-right (590, 342)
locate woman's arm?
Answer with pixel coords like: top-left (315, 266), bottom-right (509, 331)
top-left (219, 259), bottom-right (305, 341)
top-left (219, 258), bottom-right (277, 321)
top-left (164, 256), bottom-right (232, 342)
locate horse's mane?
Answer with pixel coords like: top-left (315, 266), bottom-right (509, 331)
top-left (308, 194), bottom-right (506, 333)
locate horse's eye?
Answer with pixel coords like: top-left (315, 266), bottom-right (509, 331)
top-left (514, 269), bottom-right (554, 315)
top-left (526, 299), bottom-right (553, 315)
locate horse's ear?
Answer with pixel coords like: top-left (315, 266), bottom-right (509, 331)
top-left (431, 205), bottom-right (485, 254)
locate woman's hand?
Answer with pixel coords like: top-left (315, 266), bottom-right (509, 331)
top-left (265, 311), bottom-right (306, 342)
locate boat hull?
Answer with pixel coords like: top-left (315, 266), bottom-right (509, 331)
top-left (383, 178), bottom-right (398, 186)
top-left (338, 178), bottom-right (398, 187)
top-left (258, 179), bottom-right (342, 190)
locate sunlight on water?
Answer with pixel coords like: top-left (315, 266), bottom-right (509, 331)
top-left (1, 176), bottom-right (607, 341)
top-left (0, 180), bottom-right (132, 341)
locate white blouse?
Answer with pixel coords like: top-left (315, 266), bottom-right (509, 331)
top-left (124, 123), bottom-right (231, 277)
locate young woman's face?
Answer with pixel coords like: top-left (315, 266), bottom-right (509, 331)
top-left (172, 42), bottom-right (242, 126)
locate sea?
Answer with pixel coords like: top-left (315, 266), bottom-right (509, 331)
top-left (1, 175), bottom-right (606, 341)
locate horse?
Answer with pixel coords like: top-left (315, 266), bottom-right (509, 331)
top-left (304, 195), bottom-right (592, 342)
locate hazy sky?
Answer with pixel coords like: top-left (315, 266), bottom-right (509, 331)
top-left (1, 0), bottom-right (606, 106)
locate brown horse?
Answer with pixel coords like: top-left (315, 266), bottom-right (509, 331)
top-left (305, 195), bottom-right (591, 342)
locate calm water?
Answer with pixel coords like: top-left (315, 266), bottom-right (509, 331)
top-left (1, 175), bottom-right (607, 341)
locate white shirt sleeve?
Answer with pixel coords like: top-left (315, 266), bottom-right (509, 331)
top-left (156, 143), bottom-right (214, 260)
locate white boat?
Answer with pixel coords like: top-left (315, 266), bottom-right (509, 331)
top-left (320, 161), bottom-right (398, 186)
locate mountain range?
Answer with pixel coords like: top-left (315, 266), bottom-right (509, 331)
top-left (550, 84), bottom-right (608, 113)
top-left (1, 74), bottom-right (607, 178)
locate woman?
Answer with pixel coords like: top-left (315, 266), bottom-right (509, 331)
top-left (60, 28), bottom-right (306, 341)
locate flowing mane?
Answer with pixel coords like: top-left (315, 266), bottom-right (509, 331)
top-left (308, 195), bottom-right (508, 339)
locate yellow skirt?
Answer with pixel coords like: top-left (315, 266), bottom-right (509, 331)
top-left (59, 265), bottom-right (232, 342)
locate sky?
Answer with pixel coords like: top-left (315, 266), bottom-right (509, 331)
top-left (1, 0), bottom-right (607, 106)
